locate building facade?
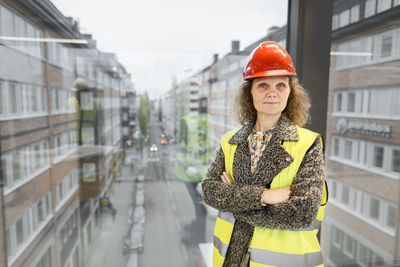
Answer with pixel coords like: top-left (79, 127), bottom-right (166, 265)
top-left (0, 0), bottom-right (135, 266)
top-left (323, 1), bottom-right (400, 266)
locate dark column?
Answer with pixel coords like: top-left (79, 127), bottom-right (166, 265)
top-left (287, 0), bottom-right (333, 138)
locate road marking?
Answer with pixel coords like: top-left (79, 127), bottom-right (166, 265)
top-left (175, 217), bottom-right (181, 232)
top-left (181, 243), bottom-right (189, 263)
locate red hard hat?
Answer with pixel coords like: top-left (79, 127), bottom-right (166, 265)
top-left (243, 41), bottom-right (296, 80)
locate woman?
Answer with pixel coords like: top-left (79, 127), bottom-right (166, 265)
top-left (202, 42), bottom-right (327, 267)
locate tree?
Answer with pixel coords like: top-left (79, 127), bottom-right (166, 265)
top-left (158, 98), bottom-right (163, 122)
top-left (137, 93), bottom-right (151, 151)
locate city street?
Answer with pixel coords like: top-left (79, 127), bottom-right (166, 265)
top-left (84, 117), bottom-right (211, 267)
top-left (138, 118), bottom-right (208, 267)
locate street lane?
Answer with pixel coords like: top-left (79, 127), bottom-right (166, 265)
top-left (139, 118), bottom-right (207, 266)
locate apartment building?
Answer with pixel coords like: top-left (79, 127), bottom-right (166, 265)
top-left (0, 0), bottom-right (134, 266)
top-left (323, 1), bottom-right (400, 266)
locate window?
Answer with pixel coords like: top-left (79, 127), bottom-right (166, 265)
top-left (380, 35), bottom-right (393, 58)
top-left (392, 149), bottom-right (400, 173)
top-left (336, 92), bottom-right (342, 112)
top-left (370, 88), bottom-right (398, 117)
top-left (57, 183), bottom-right (63, 204)
top-left (365, 0), bottom-right (376, 18)
top-left (350, 5), bottom-right (360, 23)
top-left (69, 174), bottom-right (74, 188)
top-left (333, 29), bottom-right (400, 70)
top-left (357, 243), bottom-right (370, 266)
top-left (342, 186), bottom-right (350, 205)
top-left (0, 5), bottom-right (14, 43)
top-left (344, 234), bottom-right (356, 257)
top-left (369, 197), bottom-right (380, 220)
top-left (43, 140), bottom-right (49, 165)
top-left (330, 179), bottom-right (398, 234)
top-left (46, 194), bottom-right (51, 214)
top-left (339, 10), bottom-right (350, 28)
top-left (16, 217), bottom-right (24, 246)
top-left (8, 82), bottom-right (17, 113)
top-left (34, 144), bottom-right (41, 169)
top-left (41, 87), bottom-right (47, 112)
top-left (330, 137), bottom-right (400, 179)
top-left (32, 86), bottom-right (38, 112)
top-left (36, 247), bottom-right (51, 267)
top-left (54, 89), bottom-right (59, 111)
top-left (332, 14), bottom-right (339, 30)
top-left (12, 152), bottom-right (21, 182)
top-left (25, 85), bottom-right (32, 112)
top-left (375, 254), bottom-right (385, 266)
top-left (377, 0), bottom-right (391, 13)
top-left (344, 140), bottom-right (352, 160)
top-left (333, 138), bottom-right (340, 156)
top-left (347, 92), bottom-right (355, 112)
top-left (37, 199), bottom-right (44, 223)
top-left (386, 205), bottom-right (396, 228)
top-left (56, 136), bottom-right (61, 156)
top-left (332, 226), bottom-right (343, 248)
top-left (395, 0), bottom-right (400, 6)
top-left (373, 146), bottom-right (384, 168)
top-left (6, 228), bottom-right (11, 257)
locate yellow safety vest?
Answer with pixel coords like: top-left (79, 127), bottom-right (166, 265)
top-left (213, 126), bottom-right (327, 267)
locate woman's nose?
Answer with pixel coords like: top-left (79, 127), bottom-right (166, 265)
top-left (264, 87), bottom-right (277, 96)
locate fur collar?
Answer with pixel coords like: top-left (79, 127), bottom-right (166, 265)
top-left (228, 114), bottom-right (298, 144)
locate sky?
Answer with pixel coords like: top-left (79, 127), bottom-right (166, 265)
top-left (51, 0), bottom-right (288, 99)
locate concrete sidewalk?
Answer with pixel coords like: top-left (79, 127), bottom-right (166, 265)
top-left (85, 151), bottom-right (140, 267)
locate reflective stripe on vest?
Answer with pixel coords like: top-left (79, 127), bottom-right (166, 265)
top-left (213, 126), bottom-right (326, 267)
top-left (290, 219), bottom-right (321, 232)
top-left (251, 248), bottom-right (323, 267)
top-left (214, 234), bottom-right (229, 258)
top-left (213, 211), bottom-right (236, 258)
top-left (218, 211), bottom-right (235, 224)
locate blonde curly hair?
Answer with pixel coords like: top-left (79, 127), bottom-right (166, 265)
top-left (233, 77), bottom-right (311, 127)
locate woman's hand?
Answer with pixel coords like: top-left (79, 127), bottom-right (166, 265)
top-left (221, 171), bottom-right (234, 185)
top-left (261, 187), bottom-right (290, 205)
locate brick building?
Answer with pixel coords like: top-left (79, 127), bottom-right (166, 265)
top-left (323, 1), bottom-right (400, 266)
top-left (0, 0), bottom-right (135, 266)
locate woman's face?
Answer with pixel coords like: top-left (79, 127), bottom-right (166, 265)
top-left (250, 76), bottom-right (290, 117)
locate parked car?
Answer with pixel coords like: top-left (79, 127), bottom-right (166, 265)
top-left (149, 144), bottom-right (158, 152)
top-left (160, 139), bottom-right (167, 145)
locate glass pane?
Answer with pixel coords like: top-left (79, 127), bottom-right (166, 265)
top-left (373, 146), bottom-right (384, 168)
top-left (387, 205), bottom-right (396, 228)
top-left (347, 92), bottom-right (355, 112)
top-left (0, 1), bottom-right (289, 267)
top-left (369, 197), bottom-right (380, 219)
top-left (381, 35), bottom-right (393, 58)
top-left (16, 218), bottom-right (24, 245)
top-left (393, 149), bottom-right (400, 172)
top-left (342, 186), bottom-right (350, 204)
top-left (327, 1), bottom-right (400, 266)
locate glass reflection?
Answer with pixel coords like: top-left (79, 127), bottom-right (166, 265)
top-left (0, 1), bottom-right (133, 266)
top-left (324, 0), bottom-right (400, 266)
top-left (9, 0), bottom-right (399, 266)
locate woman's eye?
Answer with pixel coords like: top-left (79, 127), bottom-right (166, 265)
top-left (258, 83), bottom-right (267, 88)
top-left (277, 83), bottom-right (287, 89)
